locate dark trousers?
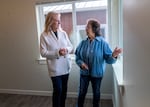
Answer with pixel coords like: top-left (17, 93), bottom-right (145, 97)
top-left (77, 75), bottom-right (102, 107)
top-left (51, 74), bottom-right (69, 107)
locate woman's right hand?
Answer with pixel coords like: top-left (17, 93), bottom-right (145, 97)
top-left (81, 63), bottom-right (89, 70)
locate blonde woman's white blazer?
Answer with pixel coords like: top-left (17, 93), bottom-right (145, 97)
top-left (40, 30), bottom-right (73, 77)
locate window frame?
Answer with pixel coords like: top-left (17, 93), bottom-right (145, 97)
top-left (35, 0), bottom-right (109, 60)
top-left (35, 0), bottom-right (123, 88)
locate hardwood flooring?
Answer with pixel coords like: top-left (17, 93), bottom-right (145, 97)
top-left (0, 93), bottom-right (113, 107)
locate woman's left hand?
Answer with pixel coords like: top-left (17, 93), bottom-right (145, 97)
top-left (112, 47), bottom-right (122, 58)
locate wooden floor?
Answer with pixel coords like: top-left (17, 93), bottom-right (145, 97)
top-left (0, 93), bottom-right (113, 107)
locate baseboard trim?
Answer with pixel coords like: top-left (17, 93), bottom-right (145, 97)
top-left (0, 88), bottom-right (112, 99)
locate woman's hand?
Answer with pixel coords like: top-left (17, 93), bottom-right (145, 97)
top-left (59, 48), bottom-right (68, 56)
top-left (112, 47), bottom-right (122, 58)
top-left (81, 63), bottom-right (89, 70)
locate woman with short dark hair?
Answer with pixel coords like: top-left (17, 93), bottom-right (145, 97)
top-left (75, 18), bottom-right (122, 107)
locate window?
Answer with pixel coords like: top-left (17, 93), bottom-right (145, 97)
top-left (35, 0), bottom-right (108, 59)
top-left (35, 0), bottom-right (123, 85)
top-left (35, 0), bottom-right (123, 59)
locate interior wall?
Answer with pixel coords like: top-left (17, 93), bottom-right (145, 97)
top-left (123, 0), bottom-right (150, 107)
top-left (0, 0), bottom-right (113, 97)
top-left (112, 72), bottom-right (123, 107)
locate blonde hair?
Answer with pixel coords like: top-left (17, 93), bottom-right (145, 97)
top-left (44, 11), bottom-right (61, 33)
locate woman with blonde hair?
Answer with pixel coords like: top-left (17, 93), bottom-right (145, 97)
top-left (40, 11), bottom-right (73, 107)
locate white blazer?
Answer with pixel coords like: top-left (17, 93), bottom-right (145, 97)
top-left (40, 30), bottom-right (73, 77)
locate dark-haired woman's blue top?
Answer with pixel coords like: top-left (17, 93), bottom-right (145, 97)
top-left (75, 36), bottom-right (117, 77)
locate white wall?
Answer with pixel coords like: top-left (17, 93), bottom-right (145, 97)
top-left (112, 73), bottom-right (123, 107)
top-left (0, 0), bottom-right (113, 98)
top-left (122, 0), bottom-right (150, 107)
